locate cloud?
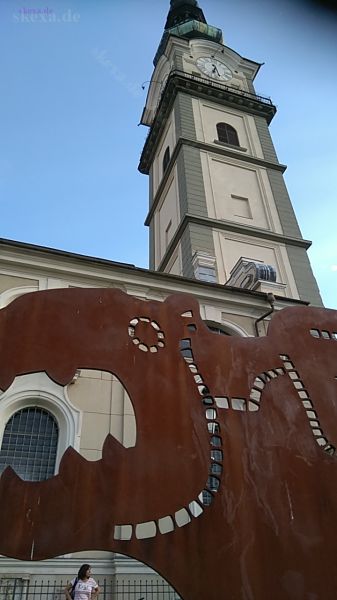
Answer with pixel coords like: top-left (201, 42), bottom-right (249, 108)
top-left (331, 265), bottom-right (337, 272)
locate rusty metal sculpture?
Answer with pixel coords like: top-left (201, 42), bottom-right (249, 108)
top-left (0, 288), bottom-right (337, 599)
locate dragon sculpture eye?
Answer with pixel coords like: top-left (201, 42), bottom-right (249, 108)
top-left (128, 317), bottom-right (165, 353)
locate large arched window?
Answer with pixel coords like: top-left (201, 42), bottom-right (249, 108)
top-left (207, 325), bottom-right (230, 336)
top-left (0, 407), bottom-right (59, 481)
top-left (204, 320), bottom-right (249, 338)
top-left (216, 122), bottom-right (240, 147)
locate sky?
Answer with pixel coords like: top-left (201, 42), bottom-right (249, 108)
top-left (0, 0), bottom-right (336, 308)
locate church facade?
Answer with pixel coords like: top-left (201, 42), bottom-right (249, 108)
top-left (0, 0), bottom-right (323, 594)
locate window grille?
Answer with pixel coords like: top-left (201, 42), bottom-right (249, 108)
top-left (0, 407), bottom-right (58, 481)
top-left (192, 252), bottom-right (217, 284)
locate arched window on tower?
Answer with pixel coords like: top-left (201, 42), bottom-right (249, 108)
top-left (216, 122), bottom-right (240, 147)
top-left (162, 146), bottom-right (170, 175)
top-left (0, 407), bottom-right (59, 481)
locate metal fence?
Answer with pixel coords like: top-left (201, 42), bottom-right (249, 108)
top-left (0, 578), bottom-right (181, 600)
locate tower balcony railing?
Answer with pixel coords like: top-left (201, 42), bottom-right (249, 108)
top-left (166, 69), bottom-right (274, 107)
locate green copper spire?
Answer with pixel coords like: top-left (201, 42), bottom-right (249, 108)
top-left (154, 0), bottom-right (223, 66)
top-left (164, 0), bottom-right (206, 29)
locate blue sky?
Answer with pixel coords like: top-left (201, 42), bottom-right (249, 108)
top-left (0, 0), bottom-right (336, 308)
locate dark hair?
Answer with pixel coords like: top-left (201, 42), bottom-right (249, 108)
top-left (78, 564), bottom-right (91, 580)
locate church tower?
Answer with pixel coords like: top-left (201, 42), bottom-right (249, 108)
top-left (139, 0), bottom-right (322, 306)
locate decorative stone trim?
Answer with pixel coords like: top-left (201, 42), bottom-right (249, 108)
top-left (226, 257), bottom-right (277, 290)
top-left (0, 285), bottom-right (39, 309)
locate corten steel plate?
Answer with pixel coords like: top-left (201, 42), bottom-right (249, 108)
top-left (0, 288), bottom-right (337, 599)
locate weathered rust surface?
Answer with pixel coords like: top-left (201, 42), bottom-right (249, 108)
top-left (0, 288), bottom-right (337, 599)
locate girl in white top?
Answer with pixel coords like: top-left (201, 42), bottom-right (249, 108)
top-left (65, 564), bottom-right (99, 600)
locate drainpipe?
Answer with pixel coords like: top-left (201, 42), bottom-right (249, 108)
top-left (254, 292), bottom-right (275, 337)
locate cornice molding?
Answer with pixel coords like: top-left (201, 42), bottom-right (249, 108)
top-left (157, 214), bottom-right (312, 272)
top-left (145, 137), bottom-right (286, 226)
top-left (0, 238), bottom-right (307, 310)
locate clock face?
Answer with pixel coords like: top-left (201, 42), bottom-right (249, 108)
top-left (196, 57), bottom-right (232, 82)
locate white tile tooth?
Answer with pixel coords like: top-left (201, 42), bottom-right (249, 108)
top-left (158, 515), bottom-right (175, 534)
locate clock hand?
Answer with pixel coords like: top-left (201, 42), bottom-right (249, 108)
top-left (212, 64), bottom-right (220, 76)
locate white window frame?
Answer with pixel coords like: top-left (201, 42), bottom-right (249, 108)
top-left (0, 373), bottom-right (81, 475)
top-left (0, 285), bottom-right (39, 309)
